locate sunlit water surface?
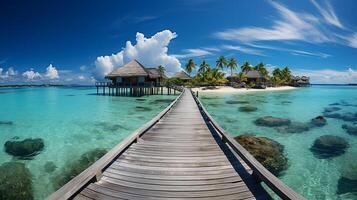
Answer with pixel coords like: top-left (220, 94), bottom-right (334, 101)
top-left (0, 87), bottom-right (177, 199)
top-left (200, 85), bottom-right (357, 200)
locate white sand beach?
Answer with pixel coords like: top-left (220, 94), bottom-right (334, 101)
top-left (191, 86), bottom-right (297, 94)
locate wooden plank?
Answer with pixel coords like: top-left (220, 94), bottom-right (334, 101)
top-left (102, 172), bottom-right (243, 186)
top-left (108, 164), bottom-right (237, 176)
top-left (104, 168), bottom-right (240, 180)
top-left (72, 194), bottom-right (92, 200)
top-left (193, 90), bottom-right (306, 200)
top-left (92, 181), bottom-right (254, 198)
top-left (50, 88), bottom-right (287, 200)
top-left (48, 90), bottom-right (184, 200)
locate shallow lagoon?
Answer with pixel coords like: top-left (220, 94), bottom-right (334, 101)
top-left (0, 87), bottom-right (177, 199)
top-left (200, 85), bottom-right (357, 200)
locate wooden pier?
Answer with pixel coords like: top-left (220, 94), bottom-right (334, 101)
top-left (95, 82), bottom-right (181, 97)
top-left (49, 88), bottom-right (305, 200)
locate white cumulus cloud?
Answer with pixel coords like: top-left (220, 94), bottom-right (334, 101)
top-left (22, 69), bottom-right (42, 80)
top-left (0, 67), bottom-right (17, 79)
top-left (45, 64), bottom-right (59, 79)
top-left (95, 30), bottom-right (182, 77)
top-left (78, 75), bottom-right (86, 80)
top-left (6, 67), bottom-right (17, 77)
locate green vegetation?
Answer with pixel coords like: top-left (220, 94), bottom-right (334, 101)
top-left (187, 59), bottom-right (228, 87)
top-left (241, 61), bottom-right (252, 73)
top-left (185, 59), bottom-right (196, 76)
top-left (271, 67), bottom-right (292, 86)
top-left (227, 58), bottom-right (238, 77)
top-left (163, 56), bottom-right (296, 88)
top-left (157, 65), bottom-right (165, 76)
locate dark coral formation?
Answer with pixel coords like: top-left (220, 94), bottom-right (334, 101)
top-left (0, 162), bottom-right (33, 200)
top-left (135, 106), bottom-right (152, 112)
top-left (4, 138), bottom-right (44, 158)
top-left (310, 135), bottom-right (349, 159)
top-left (337, 177), bottom-right (357, 195)
top-left (337, 161), bottom-right (357, 196)
top-left (255, 116), bottom-right (291, 127)
top-left (238, 106), bottom-right (258, 112)
top-left (53, 148), bottom-right (107, 190)
top-left (44, 161), bottom-right (57, 173)
top-left (323, 112), bottom-right (357, 122)
top-left (324, 107), bottom-right (341, 113)
top-left (329, 103), bottom-right (340, 106)
top-left (154, 99), bottom-right (173, 104)
top-left (342, 124), bottom-right (357, 135)
top-left (275, 122), bottom-right (311, 133)
top-left (225, 100), bottom-right (249, 104)
top-left (234, 134), bottom-right (288, 175)
top-left (0, 121), bottom-right (13, 125)
top-left (311, 116), bottom-right (327, 127)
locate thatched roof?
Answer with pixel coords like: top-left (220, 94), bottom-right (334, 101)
top-left (245, 70), bottom-right (264, 79)
top-left (301, 76), bottom-right (309, 81)
top-left (146, 68), bottom-right (167, 79)
top-left (291, 76), bottom-right (300, 80)
top-left (173, 71), bottom-right (191, 80)
top-left (106, 60), bottom-right (148, 78)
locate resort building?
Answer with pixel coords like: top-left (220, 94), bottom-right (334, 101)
top-left (105, 59), bottom-right (165, 86)
top-left (173, 71), bottom-right (191, 82)
top-left (291, 76), bottom-right (310, 87)
top-left (95, 60), bottom-right (180, 96)
top-left (245, 70), bottom-right (266, 85)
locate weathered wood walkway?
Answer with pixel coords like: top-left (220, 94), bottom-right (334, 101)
top-left (49, 88), bottom-right (305, 200)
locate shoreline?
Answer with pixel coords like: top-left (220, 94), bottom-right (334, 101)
top-left (191, 86), bottom-right (297, 94)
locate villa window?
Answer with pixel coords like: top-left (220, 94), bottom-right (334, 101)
top-left (138, 76), bottom-right (145, 83)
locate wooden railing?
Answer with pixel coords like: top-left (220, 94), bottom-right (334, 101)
top-left (95, 82), bottom-right (165, 87)
top-left (47, 90), bottom-right (184, 200)
top-left (191, 90), bottom-right (306, 200)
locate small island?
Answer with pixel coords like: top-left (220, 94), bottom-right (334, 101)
top-left (167, 56), bottom-right (310, 93)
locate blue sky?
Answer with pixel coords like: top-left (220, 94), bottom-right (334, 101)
top-left (0, 0), bottom-right (357, 84)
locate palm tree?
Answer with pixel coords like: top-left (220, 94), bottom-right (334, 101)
top-left (198, 60), bottom-right (210, 74)
top-left (185, 59), bottom-right (196, 75)
top-left (272, 68), bottom-right (283, 86)
top-left (157, 65), bottom-right (165, 77)
top-left (206, 68), bottom-right (226, 86)
top-left (227, 58), bottom-right (238, 77)
top-left (281, 67), bottom-right (292, 84)
top-left (254, 62), bottom-right (269, 77)
top-left (198, 60), bottom-right (211, 81)
top-left (272, 68), bottom-right (282, 78)
top-left (241, 61), bottom-right (252, 73)
top-left (236, 72), bottom-right (247, 83)
top-left (216, 56), bottom-right (227, 70)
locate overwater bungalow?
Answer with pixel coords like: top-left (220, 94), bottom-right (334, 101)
top-left (173, 70), bottom-right (191, 82)
top-left (291, 75), bottom-right (310, 87)
top-left (96, 59), bottom-right (180, 96)
top-left (105, 59), bottom-right (165, 86)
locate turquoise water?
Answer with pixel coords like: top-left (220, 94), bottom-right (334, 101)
top-left (200, 85), bottom-right (357, 200)
top-left (0, 87), bottom-right (177, 199)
